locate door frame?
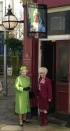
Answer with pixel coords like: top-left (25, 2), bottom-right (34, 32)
top-left (38, 34), bottom-right (70, 70)
top-left (38, 35), bottom-right (70, 113)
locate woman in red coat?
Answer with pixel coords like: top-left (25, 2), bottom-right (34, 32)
top-left (38, 67), bottom-right (52, 126)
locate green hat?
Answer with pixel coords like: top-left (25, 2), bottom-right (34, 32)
top-left (20, 65), bottom-right (28, 72)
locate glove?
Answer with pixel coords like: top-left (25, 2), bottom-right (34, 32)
top-left (23, 87), bottom-right (30, 91)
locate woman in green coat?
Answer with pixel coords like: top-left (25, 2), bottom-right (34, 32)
top-left (15, 65), bottom-right (31, 126)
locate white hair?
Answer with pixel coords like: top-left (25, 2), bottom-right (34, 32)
top-left (39, 67), bottom-right (48, 75)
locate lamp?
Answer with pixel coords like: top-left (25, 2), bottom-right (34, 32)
top-left (2, 5), bottom-right (19, 96)
top-left (2, 3), bottom-right (24, 96)
top-left (2, 5), bottom-right (18, 30)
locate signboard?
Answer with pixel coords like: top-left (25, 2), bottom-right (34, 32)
top-left (27, 3), bottom-right (47, 38)
top-left (7, 67), bottom-right (13, 76)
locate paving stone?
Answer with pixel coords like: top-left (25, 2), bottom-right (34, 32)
top-left (1, 125), bottom-right (22, 131)
top-left (0, 86), bottom-right (70, 131)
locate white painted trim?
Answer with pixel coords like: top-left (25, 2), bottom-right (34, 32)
top-left (38, 40), bottom-right (41, 70)
top-left (39, 35), bottom-right (70, 41)
top-left (48, 6), bottom-right (70, 13)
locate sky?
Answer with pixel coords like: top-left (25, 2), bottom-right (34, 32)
top-left (6, 0), bottom-right (24, 20)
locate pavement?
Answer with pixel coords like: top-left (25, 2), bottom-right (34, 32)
top-left (0, 95), bottom-right (70, 131)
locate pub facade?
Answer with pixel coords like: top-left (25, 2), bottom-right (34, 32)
top-left (23, 0), bottom-right (70, 117)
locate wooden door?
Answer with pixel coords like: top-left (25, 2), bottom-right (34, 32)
top-left (56, 40), bottom-right (69, 113)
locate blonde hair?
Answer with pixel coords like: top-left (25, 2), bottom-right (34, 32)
top-left (20, 65), bottom-right (28, 73)
top-left (39, 67), bottom-right (48, 75)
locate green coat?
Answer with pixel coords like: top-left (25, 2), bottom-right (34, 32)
top-left (15, 75), bottom-right (31, 114)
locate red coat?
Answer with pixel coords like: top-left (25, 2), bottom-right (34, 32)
top-left (38, 77), bottom-right (52, 111)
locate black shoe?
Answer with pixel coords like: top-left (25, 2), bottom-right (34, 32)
top-left (23, 120), bottom-right (30, 123)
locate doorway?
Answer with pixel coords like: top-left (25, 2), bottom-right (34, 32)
top-left (41, 40), bottom-right (56, 113)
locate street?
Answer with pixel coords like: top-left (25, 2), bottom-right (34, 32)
top-left (0, 94), bottom-right (70, 131)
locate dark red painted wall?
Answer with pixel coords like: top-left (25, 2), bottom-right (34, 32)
top-left (35, 0), bottom-right (70, 8)
top-left (45, 0), bottom-right (70, 8)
